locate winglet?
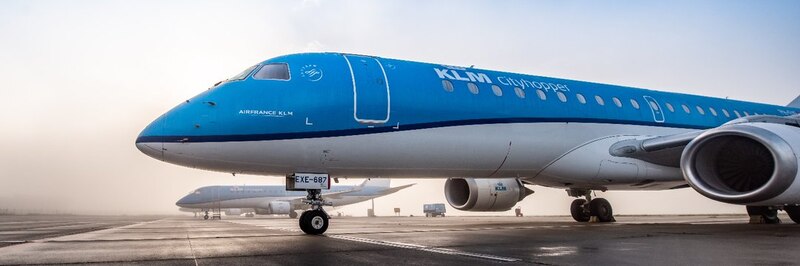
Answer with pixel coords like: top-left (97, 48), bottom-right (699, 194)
top-left (789, 95), bottom-right (800, 108)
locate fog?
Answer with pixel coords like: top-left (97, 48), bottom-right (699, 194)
top-left (1, 0), bottom-right (799, 216)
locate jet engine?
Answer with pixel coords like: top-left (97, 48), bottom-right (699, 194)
top-left (444, 178), bottom-right (534, 211)
top-left (682, 123), bottom-right (800, 205)
top-left (254, 201), bottom-right (291, 215)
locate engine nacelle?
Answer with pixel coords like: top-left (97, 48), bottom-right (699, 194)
top-left (254, 201), bottom-right (291, 215)
top-left (444, 178), bottom-right (534, 211)
top-left (682, 123), bottom-right (800, 205)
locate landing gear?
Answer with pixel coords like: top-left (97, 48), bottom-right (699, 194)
top-left (567, 189), bottom-right (615, 223)
top-left (784, 206), bottom-right (800, 224)
top-left (747, 206), bottom-right (781, 224)
top-left (589, 198), bottom-right (615, 222)
top-left (203, 211), bottom-right (209, 220)
top-left (298, 189), bottom-right (332, 235)
top-left (299, 209), bottom-right (329, 234)
top-left (289, 210), bottom-right (298, 219)
top-left (570, 199), bottom-right (590, 222)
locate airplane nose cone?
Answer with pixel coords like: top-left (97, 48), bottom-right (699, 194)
top-left (175, 197), bottom-right (188, 207)
top-left (136, 142), bottom-right (163, 161)
top-left (136, 113), bottom-right (168, 160)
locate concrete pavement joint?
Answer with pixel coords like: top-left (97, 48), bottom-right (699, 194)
top-left (186, 232), bottom-right (198, 266)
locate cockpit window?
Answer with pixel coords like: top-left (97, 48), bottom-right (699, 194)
top-left (229, 65), bottom-right (259, 81)
top-left (253, 63), bottom-right (290, 80)
top-left (191, 189), bottom-right (201, 195)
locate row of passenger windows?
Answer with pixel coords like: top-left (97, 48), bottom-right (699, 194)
top-left (441, 80), bottom-right (762, 118)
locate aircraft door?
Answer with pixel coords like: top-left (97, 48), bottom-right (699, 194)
top-left (642, 96), bottom-right (665, 123)
top-left (344, 54), bottom-right (390, 124)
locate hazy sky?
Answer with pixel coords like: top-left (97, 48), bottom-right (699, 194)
top-left (1, 0), bottom-right (799, 216)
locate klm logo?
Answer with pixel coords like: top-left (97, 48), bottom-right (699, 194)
top-left (434, 68), bottom-right (492, 84)
top-left (494, 182), bottom-right (507, 192)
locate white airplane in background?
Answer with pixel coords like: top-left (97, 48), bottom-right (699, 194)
top-left (176, 179), bottom-right (412, 219)
top-left (137, 52), bottom-right (800, 234)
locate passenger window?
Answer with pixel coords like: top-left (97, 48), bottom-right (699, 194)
top-left (536, 89), bottom-right (547, 100)
top-left (696, 106), bottom-right (705, 115)
top-left (630, 99), bottom-right (640, 109)
top-left (253, 63), bottom-right (290, 80)
top-left (665, 103), bottom-right (675, 112)
top-left (722, 109), bottom-right (730, 117)
top-left (595, 95), bottom-right (605, 106)
top-left (491, 85), bottom-right (503, 96)
top-left (682, 104), bottom-right (691, 114)
top-left (467, 83), bottom-right (479, 94)
top-left (709, 107), bottom-right (717, 116)
top-left (744, 111), bottom-right (750, 116)
top-left (576, 93), bottom-right (586, 104)
top-left (442, 80), bottom-right (454, 92)
top-left (649, 101), bottom-right (659, 111)
top-left (557, 91), bottom-right (567, 102)
top-left (734, 110), bottom-right (741, 118)
top-left (612, 97), bottom-right (622, 107)
top-left (514, 87), bottom-right (525, 98)
top-left (229, 65), bottom-right (259, 81)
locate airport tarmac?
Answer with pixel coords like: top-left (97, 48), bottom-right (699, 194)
top-left (1, 214), bottom-right (799, 265)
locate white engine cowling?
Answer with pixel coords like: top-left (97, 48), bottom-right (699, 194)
top-left (681, 123), bottom-right (800, 205)
top-left (444, 178), bottom-right (534, 211)
top-left (254, 201), bottom-right (291, 214)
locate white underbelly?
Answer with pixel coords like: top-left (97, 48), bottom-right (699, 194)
top-left (162, 122), bottom-right (690, 188)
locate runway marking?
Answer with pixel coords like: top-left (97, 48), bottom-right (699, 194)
top-left (328, 234), bottom-right (521, 262)
top-left (222, 220), bottom-right (521, 262)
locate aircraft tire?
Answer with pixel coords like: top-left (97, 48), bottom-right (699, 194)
top-left (747, 206), bottom-right (781, 224)
top-left (298, 211), bottom-right (310, 232)
top-left (203, 215), bottom-right (209, 220)
top-left (290, 210), bottom-right (298, 219)
top-left (785, 206), bottom-right (800, 224)
top-left (299, 210), bottom-right (328, 235)
top-left (570, 199), bottom-right (590, 222)
top-left (589, 198), bottom-right (615, 222)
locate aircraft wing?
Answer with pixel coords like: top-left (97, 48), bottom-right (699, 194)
top-left (609, 115), bottom-right (800, 167)
top-left (609, 130), bottom-right (702, 167)
top-left (374, 183), bottom-right (415, 196)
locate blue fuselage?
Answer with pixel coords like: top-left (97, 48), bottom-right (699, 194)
top-left (137, 53), bottom-right (797, 144)
top-left (135, 53), bottom-right (799, 189)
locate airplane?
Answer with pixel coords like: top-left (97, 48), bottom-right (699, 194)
top-left (136, 52), bottom-right (800, 234)
top-left (175, 179), bottom-right (413, 219)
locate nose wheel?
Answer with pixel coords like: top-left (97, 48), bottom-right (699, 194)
top-left (299, 209), bottom-right (329, 234)
top-left (297, 189), bottom-right (332, 235)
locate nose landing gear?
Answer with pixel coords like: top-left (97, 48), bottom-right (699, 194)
top-left (298, 189), bottom-right (332, 235)
top-left (568, 189), bottom-right (615, 223)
